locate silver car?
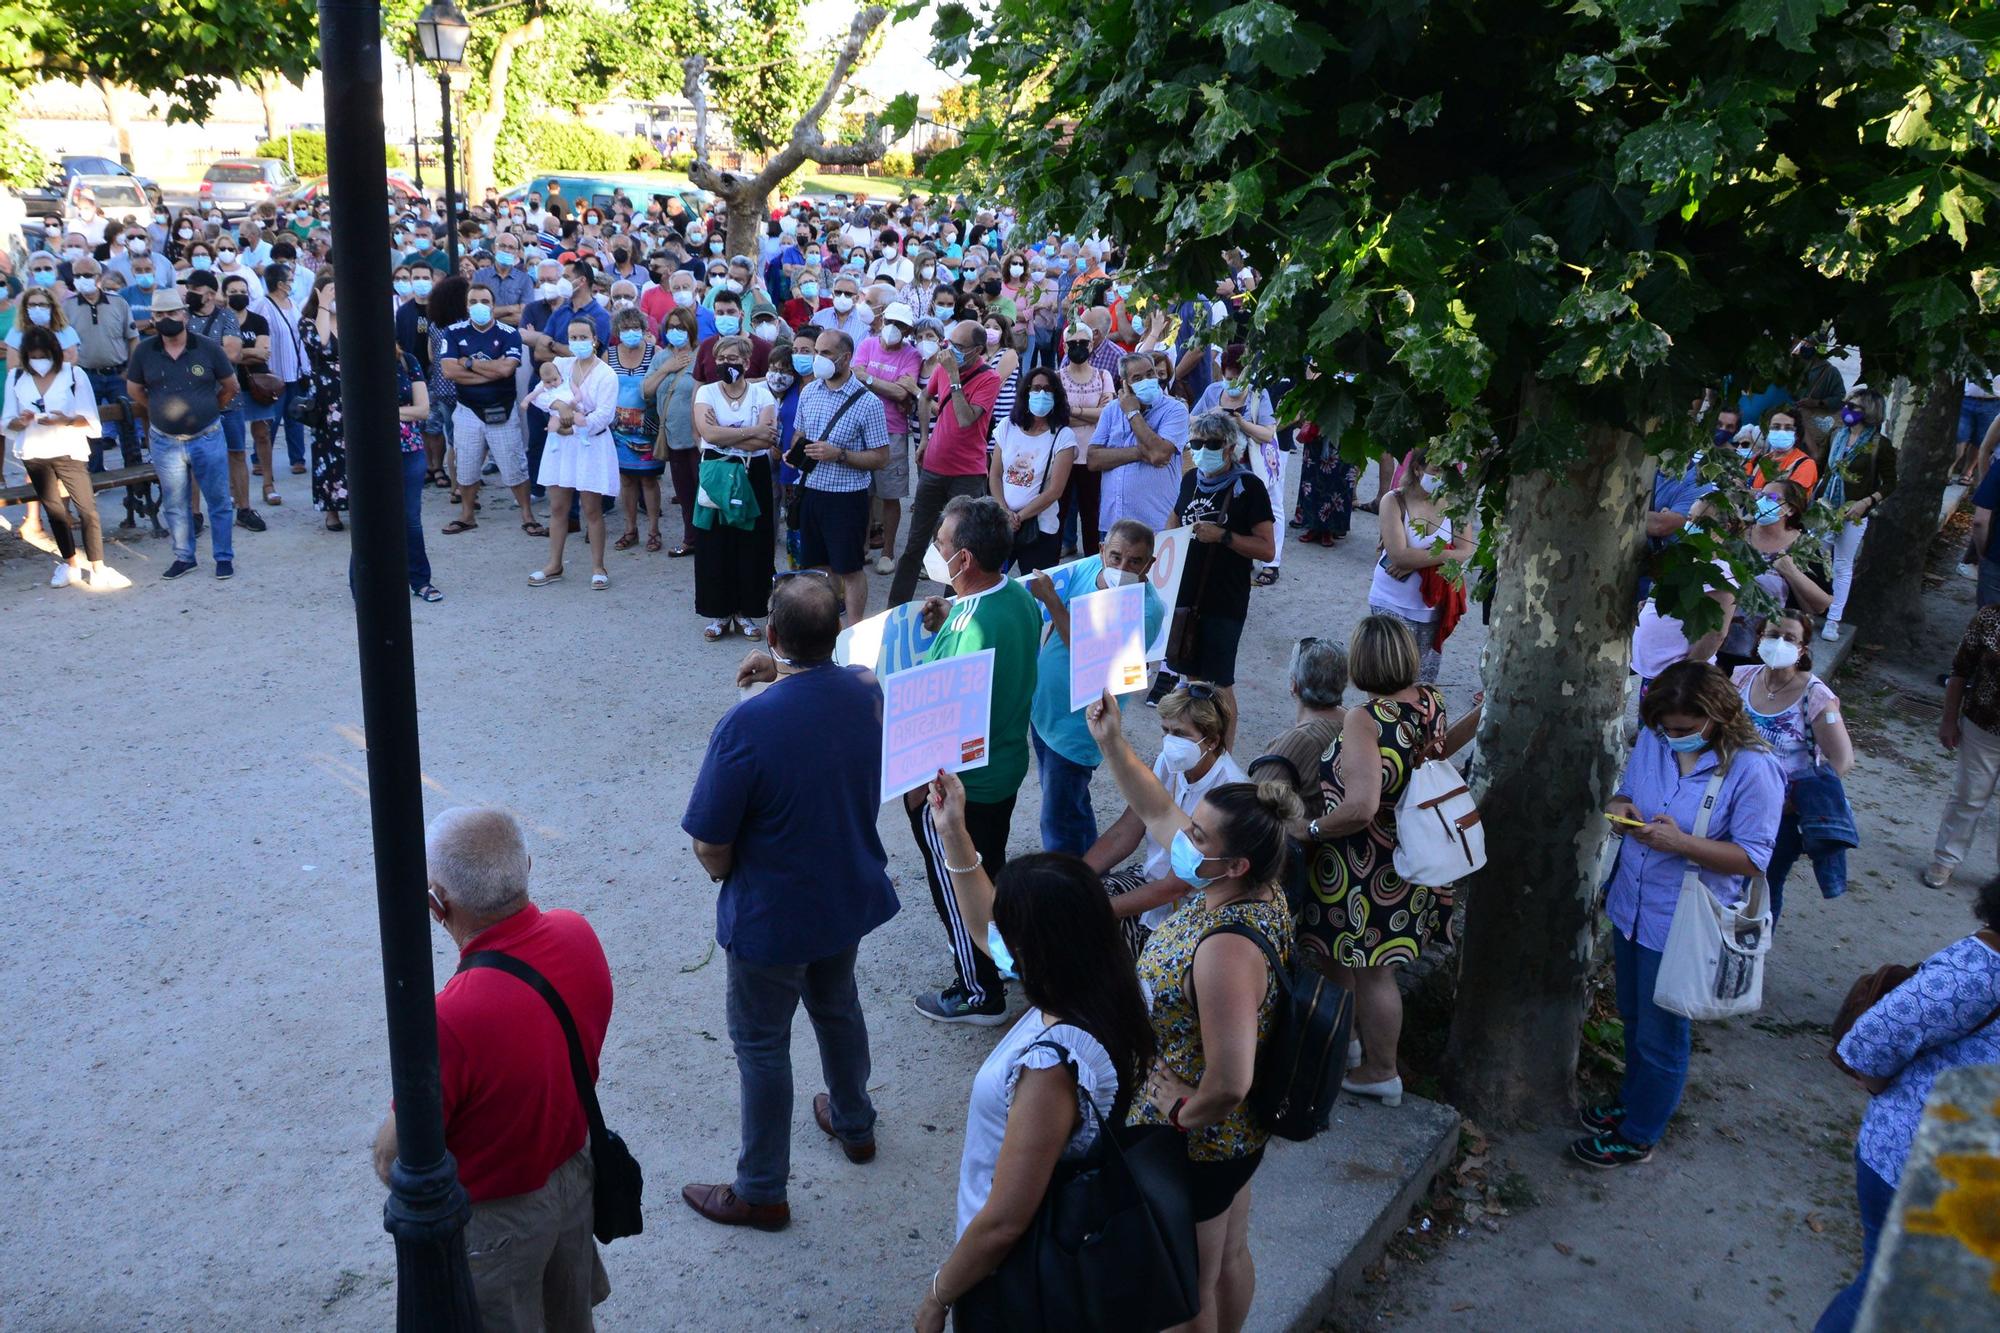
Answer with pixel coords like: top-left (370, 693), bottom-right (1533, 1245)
top-left (199, 158), bottom-right (299, 216)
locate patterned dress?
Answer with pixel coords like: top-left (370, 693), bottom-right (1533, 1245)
top-left (1302, 686), bottom-right (1453, 968)
top-left (1294, 420), bottom-right (1354, 539)
top-left (1127, 893), bottom-right (1292, 1162)
top-left (300, 315), bottom-right (346, 513)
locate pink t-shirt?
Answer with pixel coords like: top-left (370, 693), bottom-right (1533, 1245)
top-left (923, 360), bottom-right (1003, 477)
top-left (853, 336), bottom-right (923, 435)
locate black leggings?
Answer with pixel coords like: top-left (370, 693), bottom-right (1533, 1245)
top-left (26, 457), bottom-right (103, 562)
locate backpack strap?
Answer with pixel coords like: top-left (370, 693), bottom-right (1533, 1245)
top-left (1190, 919), bottom-right (1289, 1012)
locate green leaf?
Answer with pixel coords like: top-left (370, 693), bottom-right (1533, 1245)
top-left (1200, 1), bottom-right (1333, 79)
top-left (1887, 275), bottom-right (1972, 331)
top-left (1722, 0), bottom-right (1844, 55)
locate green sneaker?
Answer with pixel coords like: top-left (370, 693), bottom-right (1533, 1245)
top-left (1569, 1132), bottom-right (1653, 1169)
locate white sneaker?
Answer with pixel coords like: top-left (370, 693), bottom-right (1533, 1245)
top-left (49, 562), bottom-right (70, 588)
top-left (874, 554), bottom-right (895, 575)
top-left (1341, 1074), bottom-right (1404, 1107)
top-left (1961, 562), bottom-right (1979, 580)
top-left (1820, 621), bottom-right (1841, 642)
top-left (88, 563), bottom-right (131, 590)
top-left (1347, 1037), bottom-right (1363, 1070)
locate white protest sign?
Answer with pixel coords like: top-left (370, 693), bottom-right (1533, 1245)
top-left (836, 600), bottom-right (941, 676)
top-left (1068, 581), bottom-right (1150, 712)
top-left (1145, 525), bottom-right (1193, 660)
top-left (879, 648), bottom-right (995, 802)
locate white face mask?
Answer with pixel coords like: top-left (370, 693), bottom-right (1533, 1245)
top-left (1098, 566), bottom-right (1143, 588)
top-left (917, 338), bottom-right (940, 360)
top-left (1158, 735), bottom-right (1206, 773)
top-left (922, 541), bottom-right (955, 586)
top-left (27, 357), bottom-right (54, 376)
top-left (1757, 638), bottom-right (1802, 670)
top-left (1419, 472), bottom-right (1443, 495)
top-left (832, 294), bottom-right (856, 313)
top-left (879, 325), bottom-right (904, 347)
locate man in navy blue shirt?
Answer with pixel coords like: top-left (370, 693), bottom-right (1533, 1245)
top-left (537, 260), bottom-right (611, 363)
top-left (680, 576), bottom-right (896, 1231)
top-left (442, 284), bottom-right (540, 536)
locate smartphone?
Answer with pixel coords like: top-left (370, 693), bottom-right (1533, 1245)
top-left (1605, 813), bottom-right (1646, 828)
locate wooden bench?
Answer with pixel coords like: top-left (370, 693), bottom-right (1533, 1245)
top-left (0, 463), bottom-right (165, 534)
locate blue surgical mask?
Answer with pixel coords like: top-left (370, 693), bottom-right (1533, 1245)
top-left (1132, 378), bottom-right (1162, 406)
top-left (190, 256), bottom-right (212, 271)
top-left (1766, 428), bottom-right (1795, 451)
top-left (714, 314), bottom-right (741, 336)
top-left (1191, 446), bottom-right (1227, 473)
top-left (986, 922), bottom-right (1019, 980)
top-left (800, 281), bottom-right (820, 299)
top-left (1754, 495), bottom-right (1785, 526)
top-left (495, 250), bottom-right (517, 268)
top-left (568, 337), bottom-right (595, 358)
top-left (135, 272), bottom-right (156, 289)
top-left (709, 240), bottom-right (724, 254)
top-left (933, 303), bottom-right (956, 321)
top-left (791, 351), bottom-right (815, 375)
top-left (1662, 728), bottom-right (1709, 754)
top-left (393, 279), bottom-right (412, 297)
top-left (413, 237), bottom-right (433, 252)
top-left (30, 269), bottom-right (57, 287)
top-left (1169, 829), bottom-right (1218, 889)
top-left (951, 344), bottom-right (969, 366)
top-left (619, 328), bottom-right (644, 348)
top-left (411, 278), bottom-right (433, 297)
top-left (1027, 389), bottom-right (1055, 417)
top-left (469, 302), bottom-right (493, 325)
top-left (665, 327), bottom-right (689, 348)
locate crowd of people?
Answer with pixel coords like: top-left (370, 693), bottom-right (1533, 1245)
top-left (10, 180), bottom-right (1998, 1333)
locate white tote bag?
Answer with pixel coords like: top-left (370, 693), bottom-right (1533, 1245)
top-left (1653, 771), bottom-right (1774, 1021)
top-left (1392, 746), bottom-right (1486, 885)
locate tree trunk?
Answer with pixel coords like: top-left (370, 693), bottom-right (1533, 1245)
top-left (256, 77), bottom-right (283, 142)
top-left (91, 77), bottom-right (134, 169)
top-left (1443, 389), bottom-right (1652, 1127)
top-left (461, 18), bottom-right (545, 202)
top-left (1841, 372), bottom-right (1966, 641)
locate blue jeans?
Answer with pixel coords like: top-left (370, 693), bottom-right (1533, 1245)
top-left (1814, 1151), bottom-right (1897, 1333)
top-left (82, 367), bottom-right (138, 471)
top-left (219, 401), bottom-right (247, 455)
top-left (346, 451), bottom-right (433, 595)
top-left (725, 944), bottom-right (875, 1206)
top-left (152, 424), bottom-right (233, 563)
top-left (1033, 727), bottom-right (1099, 856)
top-left (1613, 928), bottom-right (1690, 1145)
top-left (1958, 395), bottom-right (2000, 450)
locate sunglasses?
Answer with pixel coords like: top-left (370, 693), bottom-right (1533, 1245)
top-left (1183, 681), bottom-right (1221, 702)
top-left (772, 567), bottom-right (845, 612)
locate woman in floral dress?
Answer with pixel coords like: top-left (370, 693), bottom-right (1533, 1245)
top-left (300, 274), bottom-right (346, 528)
top-left (1293, 416), bottom-right (1355, 544)
top-left (1298, 615), bottom-right (1451, 1109)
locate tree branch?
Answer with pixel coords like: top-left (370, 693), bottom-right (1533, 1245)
top-left (744, 5), bottom-right (888, 193)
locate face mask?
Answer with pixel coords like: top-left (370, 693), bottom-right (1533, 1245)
top-left (27, 356), bottom-right (53, 376)
top-left (714, 314), bottom-right (741, 336)
top-left (190, 255), bottom-right (213, 272)
top-left (1008, 265), bottom-right (1024, 278)
top-left (1066, 342), bottom-right (1091, 365)
top-left (62, 246), bottom-right (85, 263)
top-left (791, 351), bottom-right (816, 375)
top-left (665, 327), bottom-right (689, 348)
top-left (1158, 735), bottom-right (1207, 772)
top-left (26, 305), bottom-right (52, 325)
top-left (154, 317), bottom-right (185, 338)
top-left (920, 265), bottom-right (936, 280)
top-left (1767, 428), bottom-right (1795, 451)
top-left (1168, 829), bottom-right (1219, 889)
top-left (923, 541), bottom-right (956, 585)
top-left (984, 328), bottom-right (1002, 347)
top-left (555, 278), bottom-right (574, 298)
top-left (1099, 566), bottom-right (1143, 588)
top-left (412, 278), bottom-right (433, 298)
top-left (985, 923), bottom-right (1019, 980)
top-left (568, 337), bottom-right (595, 358)
top-left (779, 217), bottom-right (798, 235)
top-left (1419, 472), bottom-right (1444, 495)
top-left (537, 281), bottom-right (561, 301)
top-left (127, 238), bottom-right (148, 253)
top-left (30, 270), bottom-right (57, 287)
top-left (1662, 728), bottom-right (1709, 754)
top-left (879, 325), bottom-right (905, 348)
top-left (177, 226), bottom-right (194, 239)
top-left (1754, 495), bottom-right (1786, 526)
top-left (1192, 447), bottom-right (1228, 473)
top-left (1713, 427), bottom-right (1733, 446)
top-left (1840, 406), bottom-right (1863, 426)
top-left (227, 293), bottom-right (250, 312)
top-left (832, 295), bottom-right (855, 313)
top-left (136, 272), bottom-right (156, 289)
top-left (1131, 378), bottom-right (1162, 406)
top-left (611, 297), bottom-right (635, 312)
top-left (1758, 637), bottom-right (1802, 669)
top-left (951, 344), bottom-right (971, 367)
top-left (917, 338), bottom-right (940, 360)
top-left (800, 281), bottom-right (820, 299)
top-left (812, 353), bottom-right (837, 380)
top-left (666, 287), bottom-right (694, 309)
top-left (933, 304), bottom-right (956, 322)
top-left (1028, 389), bottom-right (1055, 417)
top-left (1050, 256), bottom-right (1069, 271)
top-left (470, 302), bottom-right (495, 325)
top-left (73, 276), bottom-right (98, 295)
top-left (720, 363), bottom-right (745, 384)
top-left (413, 237), bottom-right (433, 252)
top-left (495, 250), bottom-right (517, 268)
top-left (709, 240), bottom-right (724, 255)
top-left (1735, 441), bottom-right (1757, 459)
top-left (393, 279), bottom-right (413, 297)
top-left (613, 327), bottom-right (641, 348)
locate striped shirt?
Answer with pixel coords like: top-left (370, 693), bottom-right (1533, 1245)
top-left (796, 376), bottom-right (889, 493)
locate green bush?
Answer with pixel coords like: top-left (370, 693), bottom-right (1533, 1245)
top-left (667, 150), bottom-right (694, 173)
top-left (629, 138), bottom-right (661, 172)
top-left (880, 150), bottom-right (914, 177)
top-left (521, 120), bottom-right (631, 173)
top-left (255, 130), bottom-right (404, 177)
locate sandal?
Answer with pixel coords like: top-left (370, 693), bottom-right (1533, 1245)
top-left (520, 520), bottom-right (550, 537)
top-left (591, 571), bottom-right (610, 591)
top-left (614, 531), bottom-right (640, 550)
top-left (325, 515), bottom-right (344, 532)
top-left (668, 543), bottom-right (693, 558)
top-left (414, 584), bottom-right (444, 602)
top-left (1253, 568), bottom-right (1280, 586)
top-left (291, 463), bottom-right (307, 475)
top-left (740, 618), bottom-right (763, 640)
top-left (703, 619), bottom-right (731, 641)
top-left (646, 533), bottom-right (663, 553)
top-left (442, 519), bottom-right (477, 535)
top-left (528, 568), bottom-right (562, 587)
top-left (263, 489), bottom-right (283, 506)
top-left (430, 469), bottom-right (452, 489)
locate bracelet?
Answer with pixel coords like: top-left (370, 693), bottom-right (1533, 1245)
top-left (1168, 1097), bottom-right (1189, 1131)
top-left (943, 852), bottom-right (983, 875)
top-left (932, 1266), bottom-right (949, 1309)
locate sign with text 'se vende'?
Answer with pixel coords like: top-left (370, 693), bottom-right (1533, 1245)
top-left (1068, 580), bottom-right (1150, 712)
top-left (880, 648), bottom-right (995, 802)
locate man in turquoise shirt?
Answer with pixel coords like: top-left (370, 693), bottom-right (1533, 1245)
top-left (1027, 519), bottom-right (1165, 855)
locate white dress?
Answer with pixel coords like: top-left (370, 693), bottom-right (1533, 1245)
top-left (537, 357), bottom-right (620, 497)
top-left (994, 420), bottom-right (1077, 535)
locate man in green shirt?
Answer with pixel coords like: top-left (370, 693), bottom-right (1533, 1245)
top-left (908, 495), bottom-right (1041, 1024)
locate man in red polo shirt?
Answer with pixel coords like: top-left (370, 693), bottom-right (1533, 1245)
top-left (886, 319), bottom-right (1003, 607)
top-left (372, 807), bottom-right (614, 1332)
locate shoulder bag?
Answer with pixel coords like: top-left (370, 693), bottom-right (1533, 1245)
top-left (1652, 769), bottom-right (1775, 1021)
top-left (457, 950), bottom-right (644, 1243)
top-left (952, 1041), bottom-right (1198, 1333)
top-left (784, 379), bottom-right (867, 477)
top-left (1392, 720), bottom-right (1486, 885)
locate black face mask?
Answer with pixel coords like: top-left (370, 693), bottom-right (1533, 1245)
top-left (227, 293), bottom-right (250, 312)
top-left (154, 318), bottom-right (185, 338)
top-left (186, 293), bottom-right (208, 312)
top-left (720, 364), bottom-right (745, 384)
top-left (1065, 341), bottom-right (1092, 365)
top-left (982, 280), bottom-right (1002, 298)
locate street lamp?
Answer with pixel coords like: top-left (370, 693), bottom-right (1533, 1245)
top-left (415, 0), bottom-right (472, 269)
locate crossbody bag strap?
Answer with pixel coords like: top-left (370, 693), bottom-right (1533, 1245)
top-left (1022, 1036), bottom-right (1106, 1131)
top-left (458, 950), bottom-right (608, 1144)
top-left (818, 380), bottom-right (868, 442)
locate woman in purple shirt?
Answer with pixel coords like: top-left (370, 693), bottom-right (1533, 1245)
top-left (1578, 661), bottom-right (1784, 1168)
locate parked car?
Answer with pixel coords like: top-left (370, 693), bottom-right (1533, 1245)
top-left (498, 172), bottom-right (708, 218)
top-left (199, 158), bottom-right (301, 216)
top-left (11, 154), bottom-right (164, 222)
top-left (278, 172), bottom-right (424, 207)
top-left (65, 176), bottom-right (151, 228)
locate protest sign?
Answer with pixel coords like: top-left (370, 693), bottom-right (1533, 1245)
top-left (836, 600), bottom-right (940, 676)
top-left (1145, 526), bottom-right (1193, 660)
top-left (1068, 581), bottom-right (1150, 712)
top-left (879, 649), bottom-right (995, 802)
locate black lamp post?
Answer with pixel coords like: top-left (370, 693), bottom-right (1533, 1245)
top-left (316, 2), bottom-right (478, 1328)
top-left (415, 0), bottom-right (472, 270)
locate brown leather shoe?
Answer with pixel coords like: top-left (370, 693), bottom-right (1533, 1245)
top-left (681, 1182), bottom-right (790, 1231)
top-left (814, 1092), bottom-right (876, 1164)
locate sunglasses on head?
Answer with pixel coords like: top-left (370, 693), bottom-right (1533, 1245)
top-left (1183, 682), bottom-right (1220, 702)
top-left (772, 567), bottom-right (845, 612)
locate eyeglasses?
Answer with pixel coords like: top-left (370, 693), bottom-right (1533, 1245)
top-left (1183, 682), bottom-right (1220, 702)
top-left (772, 568), bottom-right (845, 612)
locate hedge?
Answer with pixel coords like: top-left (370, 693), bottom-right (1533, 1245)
top-left (256, 131), bottom-right (406, 178)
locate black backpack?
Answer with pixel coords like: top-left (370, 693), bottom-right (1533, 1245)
top-left (1202, 922), bottom-right (1354, 1141)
